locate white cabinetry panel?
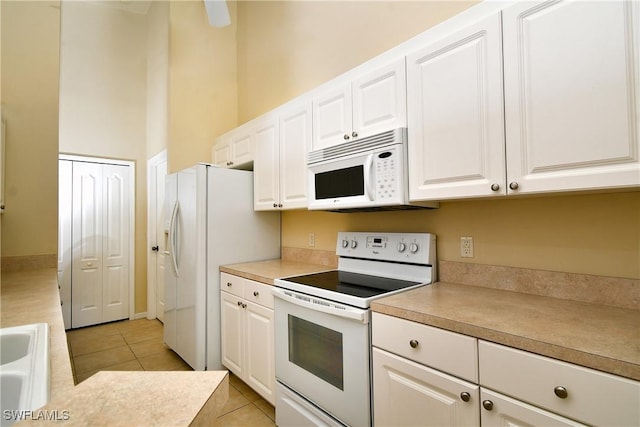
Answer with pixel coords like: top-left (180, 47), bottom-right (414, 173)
top-left (408, 13), bottom-right (505, 200)
top-left (503, 0), bottom-right (640, 193)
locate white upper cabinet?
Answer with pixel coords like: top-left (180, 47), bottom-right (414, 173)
top-left (212, 123), bottom-right (254, 169)
top-left (253, 114), bottom-right (280, 210)
top-left (407, 13), bottom-right (506, 201)
top-left (279, 101), bottom-right (312, 209)
top-left (313, 58), bottom-right (407, 150)
top-left (254, 101), bottom-right (311, 211)
top-left (503, 0), bottom-right (640, 194)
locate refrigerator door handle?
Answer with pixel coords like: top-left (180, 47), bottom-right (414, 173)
top-left (168, 200), bottom-right (180, 277)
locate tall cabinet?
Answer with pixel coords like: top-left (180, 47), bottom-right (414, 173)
top-left (58, 157), bottom-right (133, 329)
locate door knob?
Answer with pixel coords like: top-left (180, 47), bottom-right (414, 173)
top-left (151, 246), bottom-right (159, 252)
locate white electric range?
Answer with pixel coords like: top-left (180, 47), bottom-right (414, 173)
top-left (273, 232), bottom-right (437, 426)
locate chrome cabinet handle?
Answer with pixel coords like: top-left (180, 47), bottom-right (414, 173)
top-left (490, 183), bottom-right (500, 191)
top-left (253, 291), bottom-right (259, 297)
top-left (509, 182), bottom-right (519, 190)
top-left (460, 392), bottom-right (471, 402)
top-left (409, 339), bottom-right (419, 349)
top-left (554, 386), bottom-right (568, 399)
top-left (482, 400), bottom-right (494, 411)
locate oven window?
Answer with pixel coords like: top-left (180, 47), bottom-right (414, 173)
top-left (314, 166), bottom-right (364, 199)
top-left (288, 315), bottom-right (344, 390)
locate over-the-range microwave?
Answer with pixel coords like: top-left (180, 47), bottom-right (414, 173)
top-left (307, 128), bottom-right (438, 211)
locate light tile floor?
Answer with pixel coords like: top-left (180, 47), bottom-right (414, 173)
top-left (66, 318), bottom-right (275, 426)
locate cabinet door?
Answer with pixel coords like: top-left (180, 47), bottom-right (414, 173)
top-left (407, 13), bottom-right (505, 201)
top-left (373, 347), bottom-right (479, 427)
top-left (244, 301), bottom-right (275, 405)
top-left (253, 116), bottom-right (280, 210)
top-left (312, 84), bottom-right (352, 150)
top-left (212, 137), bottom-right (231, 168)
top-left (480, 389), bottom-right (586, 427)
top-left (280, 102), bottom-right (311, 209)
top-left (353, 58), bottom-right (407, 140)
top-left (230, 131), bottom-right (253, 167)
top-left (503, 0), bottom-right (640, 194)
top-left (220, 291), bottom-right (244, 377)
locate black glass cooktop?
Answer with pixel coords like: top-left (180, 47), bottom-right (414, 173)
top-left (282, 270), bottom-right (420, 299)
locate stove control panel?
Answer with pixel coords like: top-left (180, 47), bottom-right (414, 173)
top-left (337, 232), bottom-right (436, 266)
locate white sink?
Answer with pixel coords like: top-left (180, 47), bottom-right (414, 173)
top-left (0, 323), bottom-right (50, 427)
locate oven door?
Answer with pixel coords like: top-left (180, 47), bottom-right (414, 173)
top-left (307, 150), bottom-right (375, 210)
top-left (273, 287), bottom-right (371, 427)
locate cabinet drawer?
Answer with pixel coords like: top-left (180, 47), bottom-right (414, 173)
top-left (221, 272), bottom-right (244, 298)
top-left (372, 312), bottom-right (478, 382)
top-left (479, 341), bottom-right (640, 426)
top-left (244, 280), bottom-right (274, 309)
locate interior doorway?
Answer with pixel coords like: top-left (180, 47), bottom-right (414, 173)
top-left (58, 154), bottom-right (135, 329)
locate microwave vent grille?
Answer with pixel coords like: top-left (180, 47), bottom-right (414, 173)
top-left (308, 128), bottom-right (406, 164)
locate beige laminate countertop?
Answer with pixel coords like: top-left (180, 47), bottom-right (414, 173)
top-left (220, 259), bottom-right (333, 285)
top-left (1, 269), bottom-right (228, 426)
top-left (371, 282), bottom-right (640, 381)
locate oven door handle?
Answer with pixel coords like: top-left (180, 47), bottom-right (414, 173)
top-left (272, 288), bottom-right (369, 324)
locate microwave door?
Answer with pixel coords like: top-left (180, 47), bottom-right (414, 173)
top-left (308, 152), bottom-right (374, 210)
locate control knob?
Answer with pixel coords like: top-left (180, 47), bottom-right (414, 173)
top-left (397, 242), bottom-right (406, 253)
top-left (409, 243), bottom-right (419, 254)
top-left (351, 240), bottom-right (358, 249)
top-left (342, 239), bottom-right (349, 248)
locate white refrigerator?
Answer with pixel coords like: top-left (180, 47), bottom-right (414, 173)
top-left (164, 164), bottom-right (280, 370)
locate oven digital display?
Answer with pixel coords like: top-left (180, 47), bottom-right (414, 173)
top-left (288, 315), bottom-right (344, 391)
top-left (367, 236), bottom-right (387, 248)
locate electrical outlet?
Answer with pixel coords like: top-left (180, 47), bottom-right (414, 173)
top-left (308, 233), bottom-right (316, 247)
top-left (460, 236), bottom-right (474, 258)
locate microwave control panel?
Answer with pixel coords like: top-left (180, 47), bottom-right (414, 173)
top-left (374, 148), bottom-right (402, 203)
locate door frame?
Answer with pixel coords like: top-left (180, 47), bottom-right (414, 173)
top-left (146, 149), bottom-right (167, 320)
top-left (59, 153), bottom-right (136, 322)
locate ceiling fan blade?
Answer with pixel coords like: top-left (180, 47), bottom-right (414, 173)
top-left (204, 0), bottom-right (231, 28)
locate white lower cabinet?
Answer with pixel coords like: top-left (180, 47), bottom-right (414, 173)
top-left (373, 347), bottom-right (480, 427)
top-left (220, 273), bottom-right (275, 404)
top-left (480, 388), bottom-right (585, 427)
top-left (372, 313), bottom-right (640, 427)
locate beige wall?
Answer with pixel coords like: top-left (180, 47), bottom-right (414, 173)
top-left (146, 1), bottom-right (169, 160)
top-left (58, 2), bottom-right (148, 312)
top-left (235, 1), bottom-right (640, 280)
top-left (168, 0), bottom-right (238, 173)
top-left (236, 0), bottom-right (477, 123)
top-left (0, 1), bottom-right (60, 262)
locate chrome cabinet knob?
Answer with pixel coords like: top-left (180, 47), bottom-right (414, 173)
top-left (253, 291), bottom-right (259, 297)
top-left (409, 339), bottom-right (419, 349)
top-left (242, 303), bottom-right (247, 309)
top-left (343, 134), bottom-right (350, 140)
top-left (482, 400), bottom-right (494, 411)
top-left (490, 183), bottom-right (500, 191)
top-left (352, 131), bottom-right (358, 138)
top-left (554, 386), bottom-right (568, 399)
top-left (237, 301), bottom-right (242, 306)
top-left (509, 181), bottom-right (519, 190)
top-left (278, 203), bottom-right (283, 208)
top-left (273, 203), bottom-right (278, 208)
top-left (460, 392), bottom-right (471, 402)
top-left (227, 282), bottom-right (232, 287)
